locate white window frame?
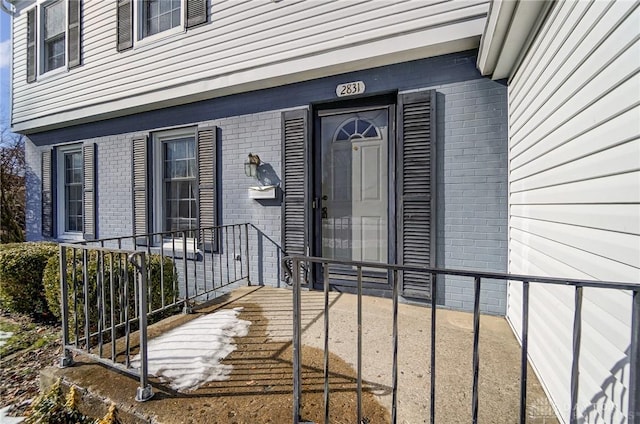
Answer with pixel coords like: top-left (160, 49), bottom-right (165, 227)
top-left (134, 0), bottom-right (186, 47)
top-left (151, 127), bottom-right (198, 238)
top-left (37, 0), bottom-right (68, 77)
top-left (56, 144), bottom-right (83, 240)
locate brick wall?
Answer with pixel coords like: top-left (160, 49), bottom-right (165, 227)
top-left (23, 54), bottom-right (508, 314)
top-left (433, 78), bottom-right (508, 314)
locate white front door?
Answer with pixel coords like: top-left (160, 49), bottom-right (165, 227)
top-left (320, 108), bottom-right (389, 265)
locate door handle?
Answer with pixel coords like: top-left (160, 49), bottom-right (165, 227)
top-left (321, 207), bottom-right (328, 219)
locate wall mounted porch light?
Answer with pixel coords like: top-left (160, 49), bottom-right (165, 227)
top-left (244, 153), bottom-right (261, 178)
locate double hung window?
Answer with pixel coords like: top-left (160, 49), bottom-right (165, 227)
top-left (26, 0), bottom-right (81, 82)
top-left (42, 0), bottom-right (66, 72)
top-left (131, 126), bottom-right (218, 247)
top-left (42, 143), bottom-right (96, 240)
top-left (161, 136), bottom-right (197, 233)
top-left (60, 148), bottom-right (83, 233)
top-left (116, 0), bottom-right (207, 51)
top-left (143, 0), bottom-right (181, 38)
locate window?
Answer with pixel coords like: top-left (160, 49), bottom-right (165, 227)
top-left (143, 0), bottom-right (181, 38)
top-left (116, 0), bottom-right (207, 51)
top-left (161, 136), bottom-right (197, 232)
top-left (42, 0), bottom-right (66, 72)
top-left (131, 127), bottom-right (217, 246)
top-left (26, 0), bottom-right (81, 82)
top-left (41, 144), bottom-right (96, 240)
top-left (61, 148), bottom-right (83, 232)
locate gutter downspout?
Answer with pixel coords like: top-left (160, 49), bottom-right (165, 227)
top-left (0, 0), bottom-right (15, 16)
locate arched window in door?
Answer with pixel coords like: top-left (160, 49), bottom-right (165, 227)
top-left (334, 117), bottom-right (381, 142)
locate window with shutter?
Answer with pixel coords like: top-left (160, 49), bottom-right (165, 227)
top-left (26, 1), bottom-right (83, 78)
top-left (281, 109), bottom-right (309, 261)
top-left (118, 0), bottom-right (208, 49)
top-left (396, 91), bottom-right (436, 299)
top-left (132, 127), bottom-right (217, 245)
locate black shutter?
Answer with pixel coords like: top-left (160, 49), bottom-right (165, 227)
top-left (68, 0), bottom-right (81, 68)
top-left (186, 0), bottom-right (207, 28)
top-left (197, 127), bottom-right (217, 251)
top-left (41, 150), bottom-right (54, 237)
top-left (131, 136), bottom-right (149, 244)
top-left (82, 143), bottom-right (96, 240)
top-left (26, 8), bottom-right (37, 83)
top-left (281, 109), bottom-right (309, 270)
top-left (397, 91), bottom-right (436, 299)
top-left (116, 0), bottom-right (133, 51)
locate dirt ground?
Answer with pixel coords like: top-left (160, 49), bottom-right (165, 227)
top-left (0, 312), bottom-right (61, 417)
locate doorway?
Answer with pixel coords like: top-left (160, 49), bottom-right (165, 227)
top-left (314, 103), bottom-right (395, 292)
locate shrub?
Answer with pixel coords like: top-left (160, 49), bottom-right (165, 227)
top-left (43, 249), bottom-right (179, 331)
top-left (0, 242), bottom-right (58, 316)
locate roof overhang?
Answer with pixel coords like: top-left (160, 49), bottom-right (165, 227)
top-left (477, 0), bottom-right (551, 80)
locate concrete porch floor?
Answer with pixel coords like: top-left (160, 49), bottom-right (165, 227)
top-left (42, 286), bottom-right (558, 423)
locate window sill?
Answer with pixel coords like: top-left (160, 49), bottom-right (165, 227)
top-left (132, 26), bottom-right (186, 52)
top-left (148, 239), bottom-right (202, 261)
top-left (38, 66), bottom-right (68, 81)
top-left (57, 233), bottom-right (84, 243)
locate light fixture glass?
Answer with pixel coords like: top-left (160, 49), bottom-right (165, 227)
top-left (244, 153), bottom-right (261, 178)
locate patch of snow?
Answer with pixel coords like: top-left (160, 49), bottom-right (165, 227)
top-left (131, 307), bottom-right (250, 392)
top-left (0, 406), bottom-right (25, 424)
top-left (0, 330), bottom-right (13, 347)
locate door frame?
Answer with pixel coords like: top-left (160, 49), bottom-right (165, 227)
top-left (310, 93), bottom-right (397, 293)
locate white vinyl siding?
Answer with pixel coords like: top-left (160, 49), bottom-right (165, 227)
top-left (11, 0), bottom-right (489, 132)
top-left (506, 1), bottom-right (640, 423)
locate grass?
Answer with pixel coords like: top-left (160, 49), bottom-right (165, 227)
top-left (0, 316), bottom-right (58, 358)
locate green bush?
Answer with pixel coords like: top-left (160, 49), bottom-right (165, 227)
top-left (0, 242), bottom-right (58, 316)
top-left (43, 249), bottom-right (179, 330)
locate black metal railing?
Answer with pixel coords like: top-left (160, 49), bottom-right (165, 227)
top-left (283, 255), bottom-right (640, 424)
top-left (59, 223), bottom-right (252, 401)
top-left (85, 223), bottom-right (251, 310)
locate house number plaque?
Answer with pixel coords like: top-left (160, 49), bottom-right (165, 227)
top-left (336, 81), bottom-right (365, 97)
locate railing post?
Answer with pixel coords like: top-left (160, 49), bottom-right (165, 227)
top-left (131, 252), bottom-right (153, 402)
top-left (182, 231), bottom-right (192, 314)
top-left (519, 281), bottom-right (530, 424)
top-left (323, 262), bottom-right (330, 424)
top-left (292, 258), bottom-right (302, 424)
top-left (245, 223), bottom-right (251, 286)
top-left (391, 268), bottom-right (399, 424)
top-left (59, 246), bottom-right (73, 367)
top-left (629, 289), bottom-right (639, 421)
top-left (471, 276), bottom-right (481, 423)
top-left (430, 273), bottom-right (437, 424)
top-left (570, 286), bottom-right (583, 424)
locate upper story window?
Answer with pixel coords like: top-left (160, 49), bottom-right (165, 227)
top-left (143, 0), bottom-right (181, 38)
top-left (116, 0), bottom-right (207, 51)
top-left (26, 0), bottom-right (82, 83)
top-left (43, 0), bottom-right (66, 72)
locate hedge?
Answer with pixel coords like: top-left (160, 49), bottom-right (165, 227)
top-left (0, 242), bottom-right (58, 316)
top-left (43, 249), bottom-right (179, 329)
